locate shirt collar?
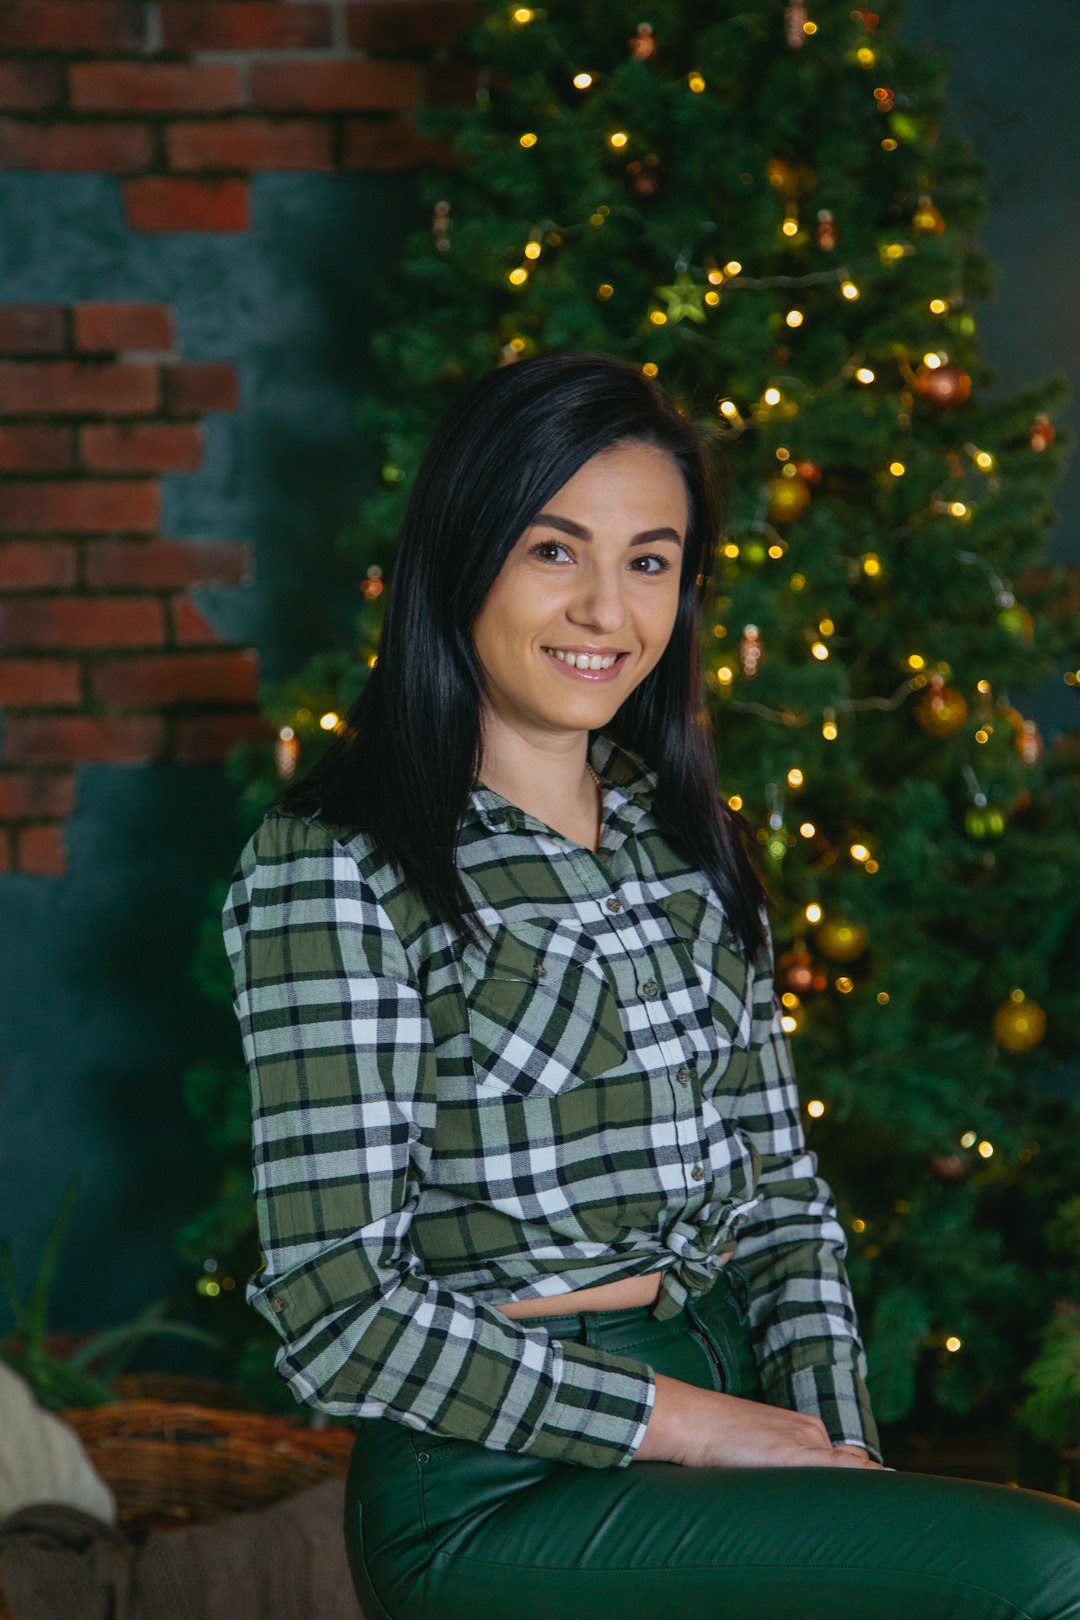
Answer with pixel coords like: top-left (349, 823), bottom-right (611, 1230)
top-left (467, 728), bottom-right (656, 834)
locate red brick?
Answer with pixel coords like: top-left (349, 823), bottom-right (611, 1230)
top-left (2, 595), bottom-right (165, 649)
top-left (0, 541), bottom-right (77, 589)
top-left (5, 713), bottom-right (164, 764)
top-left (80, 422), bottom-right (203, 473)
top-left (251, 60), bottom-right (418, 112)
top-left (0, 307), bottom-right (66, 354)
top-left (0, 656), bottom-right (81, 706)
top-left (171, 596), bottom-right (218, 646)
top-left (71, 62), bottom-right (243, 115)
top-left (0, 482), bottom-right (159, 535)
top-left (346, 0), bottom-right (478, 52)
top-left (161, 2), bottom-right (332, 50)
top-left (0, 61), bottom-right (62, 110)
top-left (342, 119), bottom-right (457, 169)
top-left (84, 538), bottom-right (252, 589)
top-left (0, 120), bottom-right (152, 173)
top-left (0, 3), bottom-right (147, 51)
top-left (15, 823), bottom-right (66, 875)
top-left (162, 363), bottom-right (238, 416)
top-left (123, 177), bottom-right (249, 233)
top-left (165, 118), bottom-right (333, 172)
top-left (91, 649), bottom-right (259, 707)
top-left (0, 770), bottom-right (75, 819)
top-left (0, 360), bottom-right (159, 415)
top-left (0, 424), bottom-right (73, 472)
top-left (73, 304), bottom-right (175, 355)
top-left (175, 709), bottom-right (272, 762)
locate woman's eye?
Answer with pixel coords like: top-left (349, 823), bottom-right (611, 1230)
top-left (528, 541), bottom-right (671, 574)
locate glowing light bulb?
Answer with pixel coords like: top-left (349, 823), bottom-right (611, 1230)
top-left (649, 309), bottom-right (667, 325)
top-left (707, 268), bottom-right (724, 285)
top-left (787, 768), bottom-right (804, 788)
top-left (807, 1099), bottom-right (826, 1118)
top-left (319, 711), bottom-right (340, 731)
top-left (977, 1140), bottom-right (994, 1159)
top-left (929, 298), bottom-right (949, 314)
top-left (786, 309), bottom-right (804, 327)
top-left (724, 260), bottom-right (742, 276)
top-left (688, 72), bottom-right (706, 92)
top-left (781, 1014), bottom-right (798, 1033)
top-left (704, 290), bottom-right (720, 306)
top-left (850, 843), bottom-right (870, 862)
top-left (800, 821), bottom-right (816, 838)
top-left (923, 351), bottom-right (943, 369)
top-left (960, 1131), bottom-right (977, 1148)
top-left (642, 362), bottom-right (658, 377)
top-left (856, 46), bottom-right (875, 65)
top-left (818, 617), bottom-right (834, 635)
top-left (841, 281), bottom-right (860, 299)
top-left (805, 902), bottom-right (823, 924)
top-left (727, 793), bottom-right (743, 812)
top-left (597, 282), bottom-right (614, 299)
top-left (717, 664), bottom-right (734, 684)
top-left (719, 399), bottom-right (739, 418)
top-left (945, 1336), bottom-right (962, 1353)
top-left (763, 386), bottom-right (782, 406)
top-left (855, 366), bottom-right (876, 384)
top-left (524, 241), bottom-right (541, 259)
top-left (518, 131), bottom-right (538, 148)
top-left (948, 500), bottom-right (968, 518)
top-left (889, 460), bottom-right (906, 476)
top-left (512, 6), bottom-right (534, 20)
top-left (974, 450), bottom-right (995, 470)
top-left (822, 719), bottom-right (838, 740)
top-left (508, 266), bottom-right (529, 285)
top-left (572, 72), bottom-right (593, 88)
top-left (608, 130), bottom-right (629, 148)
top-left (907, 653), bottom-right (925, 670)
top-left (811, 641), bottom-right (829, 660)
top-left (862, 553), bottom-right (882, 576)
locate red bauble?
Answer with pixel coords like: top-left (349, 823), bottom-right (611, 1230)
top-left (776, 948), bottom-right (827, 994)
top-left (1030, 414), bottom-right (1055, 452)
top-left (914, 363), bottom-right (972, 407)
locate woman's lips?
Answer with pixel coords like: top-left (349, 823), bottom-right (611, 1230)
top-left (541, 647), bottom-right (629, 683)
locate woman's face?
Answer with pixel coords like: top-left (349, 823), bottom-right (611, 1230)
top-left (471, 440), bottom-right (688, 741)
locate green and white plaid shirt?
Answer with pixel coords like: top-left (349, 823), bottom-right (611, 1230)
top-left (222, 728), bottom-right (880, 1469)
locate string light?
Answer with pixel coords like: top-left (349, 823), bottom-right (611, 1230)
top-left (511, 5), bottom-right (534, 21)
top-left (836, 977), bottom-right (854, 993)
top-left (811, 641), bottom-right (829, 660)
top-left (781, 1013), bottom-right (798, 1033)
top-left (805, 902), bottom-right (823, 924)
top-left (763, 386), bottom-right (782, 405)
top-left (641, 362), bottom-right (658, 377)
top-left (888, 460), bottom-right (906, 476)
top-left (597, 282), bottom-right (614, 299)
top-left (649, 309), bottom-right (668, 325)
top-left (518, 131), bottom-right (538, 148)
top-left (862, 552), bottom-right (882, 575)
top-left (977, 1140), bottom-right (994, 1159)
top-left (850, 843), bottom-right (870, 862)
top-left (807, 1099), bottom-right (826, 1117)
top-left (319, 711), bottom-right (340, 730)
top-left (923, 351), bottom-right (944, 369)
top-left (723, 259), bottom-right (743, 275)
top-left (524, 240), bottom-right (541, 259)
top-left (851, 1218), bottom-right (867, 1233)
top-left (799, 821), bottom-right (816, 838)
top-left (876, 992), bottom-right (890, 1005)
top-left (787, 767), bottom-right (804, 787)
top-left (508, 266), bottom-right (529, 285)
top-left (945, 1336), bottom-right (963, 1353)
top-left (960, 1131), bottom-right (977, 1148)
top-left (929, 298), bottom-right (949, 314)
top-left (572, 72), bottom-right (593, 89)
top-left (717, 664), bottom-right (734, 683)
top-left (608, 130), bottom-right (629, 148)
top-left (855, 366), bottom-right (875, 384)
top-left (841, 281), bottom-right (860, 299)
top-left (687, 72), bottom-right (706, 92)
top-left (727, 793), bottom-right (743, 812)
top-left (822, 713), bottom-right (838, 740)
top-left (786, 309), bottom-right (805, 327)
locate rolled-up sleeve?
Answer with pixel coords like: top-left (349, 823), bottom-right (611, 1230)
top-left (727, 912), bottom-right (882, 1462)
top-left (222, 810), bottom-right (655, 1469)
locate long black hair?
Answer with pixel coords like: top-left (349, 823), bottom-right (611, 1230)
top-left (273, 350), bottom-right (770, 960)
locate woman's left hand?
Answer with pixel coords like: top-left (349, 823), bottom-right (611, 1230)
top-left (831, 1444), bottom-right (886, 1470)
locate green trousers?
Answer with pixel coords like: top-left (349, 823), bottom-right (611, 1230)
top-left (343, 1269), bottom-right (1080, 1619)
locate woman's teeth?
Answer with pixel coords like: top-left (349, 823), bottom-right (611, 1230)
top-left (542, 648), bottom-right (622, 670)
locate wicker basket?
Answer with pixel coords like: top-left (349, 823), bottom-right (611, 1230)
top-left (59, 1399), bottom-right (355, 1534)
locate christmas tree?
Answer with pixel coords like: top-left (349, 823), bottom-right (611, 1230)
top-left (187, 0), bottom-right (1080, 1451)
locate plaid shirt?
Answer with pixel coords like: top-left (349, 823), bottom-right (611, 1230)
top-left (222, 729), bottom-right (880, 1469)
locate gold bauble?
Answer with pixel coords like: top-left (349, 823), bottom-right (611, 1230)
top-left (814, 916), bottom-right (869, 962)
top-left (992, 991), bottom-right (1046, 1054)
top-left (765, 472), bottom-right (811, 524)
top-left (915, 675), bottom-right (969, 737)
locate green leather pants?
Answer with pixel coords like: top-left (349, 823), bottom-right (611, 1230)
top-left (343, 1269), bottom-right (1080, 1620)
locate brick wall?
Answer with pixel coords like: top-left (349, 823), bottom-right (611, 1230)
top-left (0, 0), bottom-right (478, 874)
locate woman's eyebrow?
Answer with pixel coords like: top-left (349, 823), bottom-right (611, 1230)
top-left (532, 511), bottom-right (684, 546)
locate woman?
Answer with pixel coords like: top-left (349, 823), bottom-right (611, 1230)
top-left (223, 352), bottom-right (1080, 1618)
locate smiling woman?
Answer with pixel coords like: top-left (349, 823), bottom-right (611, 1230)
top-left (223, 352), bottom-right (1080, 1620)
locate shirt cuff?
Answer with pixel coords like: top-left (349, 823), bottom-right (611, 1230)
top-left (761, 1354), bottom-right (882, 1464)
top-left (518, 1339), bottom-right (657, 1470)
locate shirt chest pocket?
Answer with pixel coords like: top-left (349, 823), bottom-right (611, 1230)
top-left (655, 884), bottom-right (751, 1049)
top-left (461, 923), bottom-right (628, 1101)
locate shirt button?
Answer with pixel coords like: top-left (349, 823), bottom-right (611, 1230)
top-left (676, 1066), bottom-right (692, 1084)
top-left (605, 897), bottom-right (622, 913)
top-left (641, 980), bottom-right (658, 998)
top-left (691, 1163), bottom-right (705, 1182)
top-left (534, 963), bottom-right (548, 979)
top-left (269, 1298), bottom-right (285, 1314)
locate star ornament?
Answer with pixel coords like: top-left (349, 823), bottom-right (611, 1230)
top-left (655, 272), bottom-right (707, 323)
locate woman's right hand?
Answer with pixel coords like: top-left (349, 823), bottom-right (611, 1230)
top-left (632, 1373), bottom-right (881, 1469)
